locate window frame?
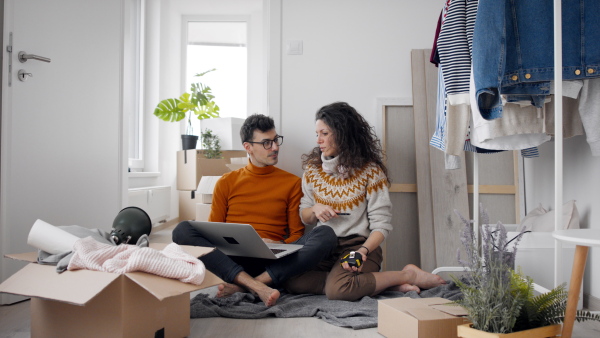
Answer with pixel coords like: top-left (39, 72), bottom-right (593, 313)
top-left (127, 0), bottom-right (145, 171)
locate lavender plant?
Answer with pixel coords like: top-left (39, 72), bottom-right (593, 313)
top-left (453, 205), bottom-right (600, 333)
top-left (453, 207), bottom-right (527, 333)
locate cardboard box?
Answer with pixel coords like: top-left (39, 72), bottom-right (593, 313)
top-left (196, 203), bottom-right (211, 222)
top-left (197, 175), bottom-right (221, 204)
top-left (200, 117), bottom-right (245, 150)
top-left (226, 157), bottom-right (249, 171)
top-left (179, 190), bottom-right (200, 222)
top-left (177, 149), bottom-right (247, 191)
top-left (0, 244), bottom-right (223, 338)
top-left (378, 297), bottom-right (470, 338)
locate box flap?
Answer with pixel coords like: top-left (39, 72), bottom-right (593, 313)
top-left (197, 176), bottom-right (221, 194)
top-left (405, 308), bottom-right (456, 321)
top-left (5, 251), bottom-right (38, 263)
top-left (417, 297), bottom-right (452, 306)
top-left (229, 157), bottom-right (248, 165)
top-left (0, 263), bottom-right (119, 305)
top-left (127, 243), bottom-right (221, 300)
top-left (430, 304), bottom-right (469, 316)
top-left (125, 269), bottom-right (223, 300)
top-left (149, 243), bottom-right (215, 258)
top-left (378, 297), bottom-right (463, 319)
top-left (226, 164), bottom-right (246, 171)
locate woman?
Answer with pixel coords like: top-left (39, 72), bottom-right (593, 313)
top-left (286, 102), bottom-right (445, 301)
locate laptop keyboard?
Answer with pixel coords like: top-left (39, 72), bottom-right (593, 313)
top-left (270, 248), bottom-right (287, 254)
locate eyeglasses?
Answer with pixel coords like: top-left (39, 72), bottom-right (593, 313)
top-left (246, 135), bottom-right (284, 150)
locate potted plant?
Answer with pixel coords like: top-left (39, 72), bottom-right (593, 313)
top-left (153, 68), bottom-right (220, 150)
top-left (453, 207), bottom-right (599, 337)
top-left (200, 128), bottom-right (222, 159)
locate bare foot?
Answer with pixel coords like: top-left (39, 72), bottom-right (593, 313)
top-left (216, 283), bottom-right (246, 298)
top-left (253, 286), bottom-right (280, 307)
top-left (216, 282), bottom-right (280, 306)
top-left (230, 271), bottom-right (280, 306)
top-left (403, 264), bottom-right (446, 289)
top-left (388, 283), bottom-right (421, 293)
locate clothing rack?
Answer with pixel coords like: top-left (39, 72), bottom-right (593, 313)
top-left (471, 0), bottom-right (564, 288)
top-left (552, 0), bottom-right (564, 289)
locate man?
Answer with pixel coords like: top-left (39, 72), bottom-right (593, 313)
top-left (173, 114), bottom-right (337, 306)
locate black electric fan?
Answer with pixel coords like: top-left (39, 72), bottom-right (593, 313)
top-left (109, 206), bottom-right (152, 245)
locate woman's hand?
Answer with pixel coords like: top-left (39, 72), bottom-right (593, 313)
top-left (340, 251), bottom-right (364, 273)
top-left (341, 261), bottom-right (362, 273)
top-left (341, 245), bottom-right (369, 272)
top-left (311, 203), bottom-right (340, 223)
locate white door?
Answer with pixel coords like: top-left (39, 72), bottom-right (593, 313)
top-left (0, 0), bottom-right (127, 304)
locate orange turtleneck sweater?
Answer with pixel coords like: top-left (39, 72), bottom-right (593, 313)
top-left (208, 161), bottom-right (304, 243)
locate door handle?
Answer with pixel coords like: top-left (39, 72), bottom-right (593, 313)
top-left (18, 51), bottom-right (51, 63)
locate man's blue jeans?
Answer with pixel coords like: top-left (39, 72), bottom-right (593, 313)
top-left (172, 221), bottom-right (337, 287)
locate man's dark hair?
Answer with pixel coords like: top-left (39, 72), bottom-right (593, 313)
top-left (240, 114), bottom-right (275, 143)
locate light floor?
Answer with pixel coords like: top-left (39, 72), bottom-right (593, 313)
top-left (2, 293), bottom-right (600, 338)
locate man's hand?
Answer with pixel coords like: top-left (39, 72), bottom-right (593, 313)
top-left (262, 238), bottom-right (284, 244)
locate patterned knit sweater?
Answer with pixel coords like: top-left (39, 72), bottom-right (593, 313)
top-left (300, 158), bottom-right (393, 239)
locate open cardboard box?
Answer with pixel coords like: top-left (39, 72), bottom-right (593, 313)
top-left (0, 243), bottom-right (223, 338)
top-left (378, 297), bottom-right (470, 338)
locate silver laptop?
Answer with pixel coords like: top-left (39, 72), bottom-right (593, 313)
top-left (189, 221), bottom-right (303, 259)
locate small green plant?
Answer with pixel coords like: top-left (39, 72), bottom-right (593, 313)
top-left (511, 272), bottom-right (600, 331)
top-left (453, 206), bottom-right (600, 334)
top-left (201, 129), bottom-right (222, 159)
top-left (153, 69), bottom-right (220, 135)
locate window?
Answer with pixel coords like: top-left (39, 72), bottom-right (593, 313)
top-left (183, 17), bottom-right (248, 135)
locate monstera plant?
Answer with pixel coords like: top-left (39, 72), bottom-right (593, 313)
top-left (154, 68), bottom-right (220, 150)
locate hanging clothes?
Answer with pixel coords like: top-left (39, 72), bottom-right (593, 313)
top-left (578, 78), bottom-right (600, 155)
top-left (472, 0), bottom-right (600, 120)
top-left (435, 0), bottom-right (480, 162)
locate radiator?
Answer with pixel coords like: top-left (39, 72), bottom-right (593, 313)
top-left (128, 186), bottom-right (171, 225)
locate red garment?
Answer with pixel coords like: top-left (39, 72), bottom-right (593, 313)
top-left (430, 9), bottom-right (443, 66)
top-left (209, 161), bottom-right (304, 243)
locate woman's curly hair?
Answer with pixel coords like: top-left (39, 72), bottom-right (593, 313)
top-left (301, 102), bottom-right (390, 184)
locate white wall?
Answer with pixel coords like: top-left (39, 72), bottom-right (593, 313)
top-left (524, 136), bottom-right (600, 299)
top-left (276, 0), bottom-right (442, 177)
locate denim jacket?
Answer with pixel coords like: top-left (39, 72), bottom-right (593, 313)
top-left (473, 0), bottom-right (600, 120)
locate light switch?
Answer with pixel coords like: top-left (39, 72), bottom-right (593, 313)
top-left (287, 40), bottom-right (303, 55)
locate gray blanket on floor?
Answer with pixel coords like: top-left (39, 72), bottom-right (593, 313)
top-left (190, 281), bottom-right (463, 330)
